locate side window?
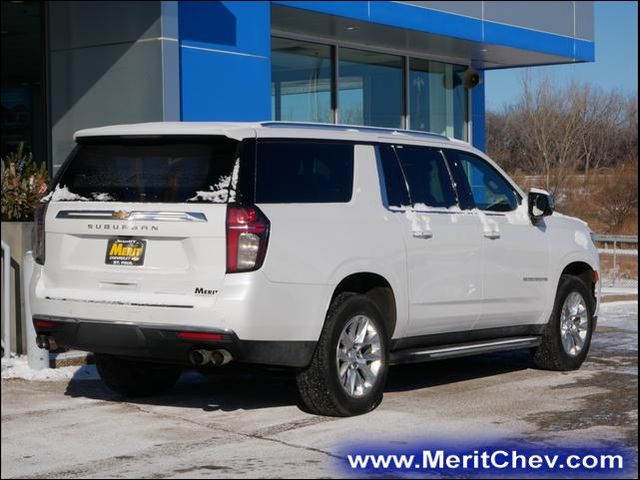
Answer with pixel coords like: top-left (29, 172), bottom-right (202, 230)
top-left (255, 141), bottom-right (354, 203)
top-left (394, 146), bottom-right (457, 208)
top-left (446, 150), bottom-right (518, 212)
top-left (378, 144), bottom-right (410, 207)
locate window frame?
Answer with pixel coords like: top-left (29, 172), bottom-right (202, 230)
top-left (443, 149), bottom-right (522, 213)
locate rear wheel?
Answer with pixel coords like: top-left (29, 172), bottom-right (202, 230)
top-left (95, 354), bottom-right (182, 397)
top-left (296, 293), bottom-right (389, 416)
top-left (533, 274), bottom-right (595, 371)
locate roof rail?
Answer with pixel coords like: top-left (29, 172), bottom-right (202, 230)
top-left (259, 121), bottom-right (450, 141)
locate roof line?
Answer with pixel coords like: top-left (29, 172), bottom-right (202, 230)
top-left (259, 121), bottom-right (450, 141)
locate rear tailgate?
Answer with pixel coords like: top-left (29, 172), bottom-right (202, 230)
top-left (38, 135), bottom-right (243, 308)
top-left (42, 202), bottom-right (227, 307)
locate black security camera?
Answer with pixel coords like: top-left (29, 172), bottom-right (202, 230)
top-left (444, 68), bottom-right (481, 90)
top-left (462, 68), bottom-right (481, 89)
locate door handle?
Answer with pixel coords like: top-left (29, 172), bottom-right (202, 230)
top-left (412, 231), bottom-right (433, 239)
top-left (483, 231), bottom-right (500, 240)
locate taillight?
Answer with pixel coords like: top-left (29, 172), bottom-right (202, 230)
top-left (226, 205), bottom-right (270, 273)
top-left (34, 202), bottom-right (48, 265)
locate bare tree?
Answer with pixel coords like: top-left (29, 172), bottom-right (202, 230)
top-left (573, 84), bottom-right (626, 178)
top-left (505, 73), bottom-right (582, 195)
top-left (596, 160), bottom-right (638, 232)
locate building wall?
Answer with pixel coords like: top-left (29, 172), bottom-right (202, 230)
top-left (48, 1), bottom-right (179, 172)
top-left (44, 0), bottom-right (595, 166)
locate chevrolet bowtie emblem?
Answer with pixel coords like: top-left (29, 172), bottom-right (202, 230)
top-left (112, 211), bottom-right (130, 220)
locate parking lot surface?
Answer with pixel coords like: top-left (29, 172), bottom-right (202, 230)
top-left (1, 301), bottom-right (637, 478)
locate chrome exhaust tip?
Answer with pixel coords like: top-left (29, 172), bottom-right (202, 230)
top-left (189, 349), bottom-right (212, 366)
top-left (210, 349), bottom-right (233, 366)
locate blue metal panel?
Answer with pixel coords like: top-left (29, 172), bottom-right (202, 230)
top-left (471, 72), bottom-right (485, 152)
top-left (179, 1), bottom-right (270, 56)
top-left (574, 39), bottom-right (596, 62)
top-left (273, 1), bottom-right (370, 21)
top-left (180, 47), bottom-right (271, 121)
top-left (178, 1), bottom-right (271, 121)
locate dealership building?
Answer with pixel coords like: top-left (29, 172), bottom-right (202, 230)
top-left (1, 1), bottom-right (595, 173)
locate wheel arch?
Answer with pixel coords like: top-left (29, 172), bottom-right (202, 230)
top-left (329, 272), bottom-right (398, 338)
top-left (559, 261), bottom-right (598, 313)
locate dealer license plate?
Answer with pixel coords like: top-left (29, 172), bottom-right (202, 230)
top-left (105, 238), bottom-right (146, 266)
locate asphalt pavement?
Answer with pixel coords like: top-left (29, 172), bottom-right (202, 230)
top-left (1, 301), bottom-right (637, 478)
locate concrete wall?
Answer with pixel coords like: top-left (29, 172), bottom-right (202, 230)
top-left (48, 1), bottom-right (179, 173)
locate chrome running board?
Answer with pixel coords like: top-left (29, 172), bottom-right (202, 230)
top-left (389, 336), bottom-right (541, 365)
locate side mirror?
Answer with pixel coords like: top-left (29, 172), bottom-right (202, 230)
top-left (528, 188), bottom-right (555, 223)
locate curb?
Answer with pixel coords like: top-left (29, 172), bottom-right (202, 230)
top-left (49, 350), bottom-right (95, 369)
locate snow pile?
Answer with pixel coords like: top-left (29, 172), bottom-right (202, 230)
top-left (187, 158), bottom-right (240, 203)
top-left (91, 192), bottom-right (114, 201)
top-left (404, 208), bottom-right (431, 235)
top-left (1, 355), bottom-right (99, 382)
top-left (41, 185), bottom-right (114, 202)
top-left (41, 185), bottom-right (90, 202)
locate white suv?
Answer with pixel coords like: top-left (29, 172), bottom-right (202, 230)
top-left (31, 122), bottom-right (600, 416)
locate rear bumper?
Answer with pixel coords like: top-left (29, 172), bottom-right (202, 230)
top-left (33, 315), bottom-right (315, 368)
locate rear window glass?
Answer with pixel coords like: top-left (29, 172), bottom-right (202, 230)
top-left (53, 137), bottom-right (240, 203)
top-left (255, 141), bottom-right (354, 203)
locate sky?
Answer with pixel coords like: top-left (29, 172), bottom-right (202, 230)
top-left (484, 1), bottom-right (638, 111)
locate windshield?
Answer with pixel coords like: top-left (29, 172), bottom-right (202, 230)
top-left (51, 136), bottom-right (241, 203)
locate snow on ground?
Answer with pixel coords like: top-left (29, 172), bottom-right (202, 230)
top-left (1, 355), bottom-right (99, 381)
top-left (597, 300), bottom-right (638, 331)
top-left (602, 286), bottom-right (638, 296)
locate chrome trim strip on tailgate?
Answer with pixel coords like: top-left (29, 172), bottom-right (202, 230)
top-left (56, 210), bottom-right (207, 222)
top-left (45, 296), bottom-right (194, 309)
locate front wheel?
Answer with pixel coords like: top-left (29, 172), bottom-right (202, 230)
top-left (296, 293), bottom-right (389, 416)
top-left (95, 354), bottom-right (182, 397)
top-left (533, 274), bottom-right (595, 371)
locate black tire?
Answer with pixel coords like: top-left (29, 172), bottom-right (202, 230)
top-left (95, 354), bottom-right (182, 397)
top-left (533, 274), bottom-right (595, 371)
top-left (296, 293), bottom-right (390, 416)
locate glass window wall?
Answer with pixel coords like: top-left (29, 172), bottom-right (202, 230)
top-left (409, 59), bottom-right (468, 140)
top-left (271, 38), bottom-right (332, 123)
top-left (271, 37), bottom-right (470, 141)
top-left (338, 48), bottom-right (403, 128)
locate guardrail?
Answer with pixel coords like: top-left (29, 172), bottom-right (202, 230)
top-left (592, 234), bottom-right (638, 289)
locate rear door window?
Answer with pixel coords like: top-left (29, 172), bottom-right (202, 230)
top-left (378, 144), bottom-right (411, 207)
top-left (394, 146), bottom-right (457, 208)
top-left (255, 141), bottom-right (354, 203)
top-left (54, 136), bottom-right (241, 203)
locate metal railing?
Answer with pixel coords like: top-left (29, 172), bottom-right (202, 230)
top-left (593, 234), bottom-right (638, 289)
top-left (1, 240), bottom-right (11, 358)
